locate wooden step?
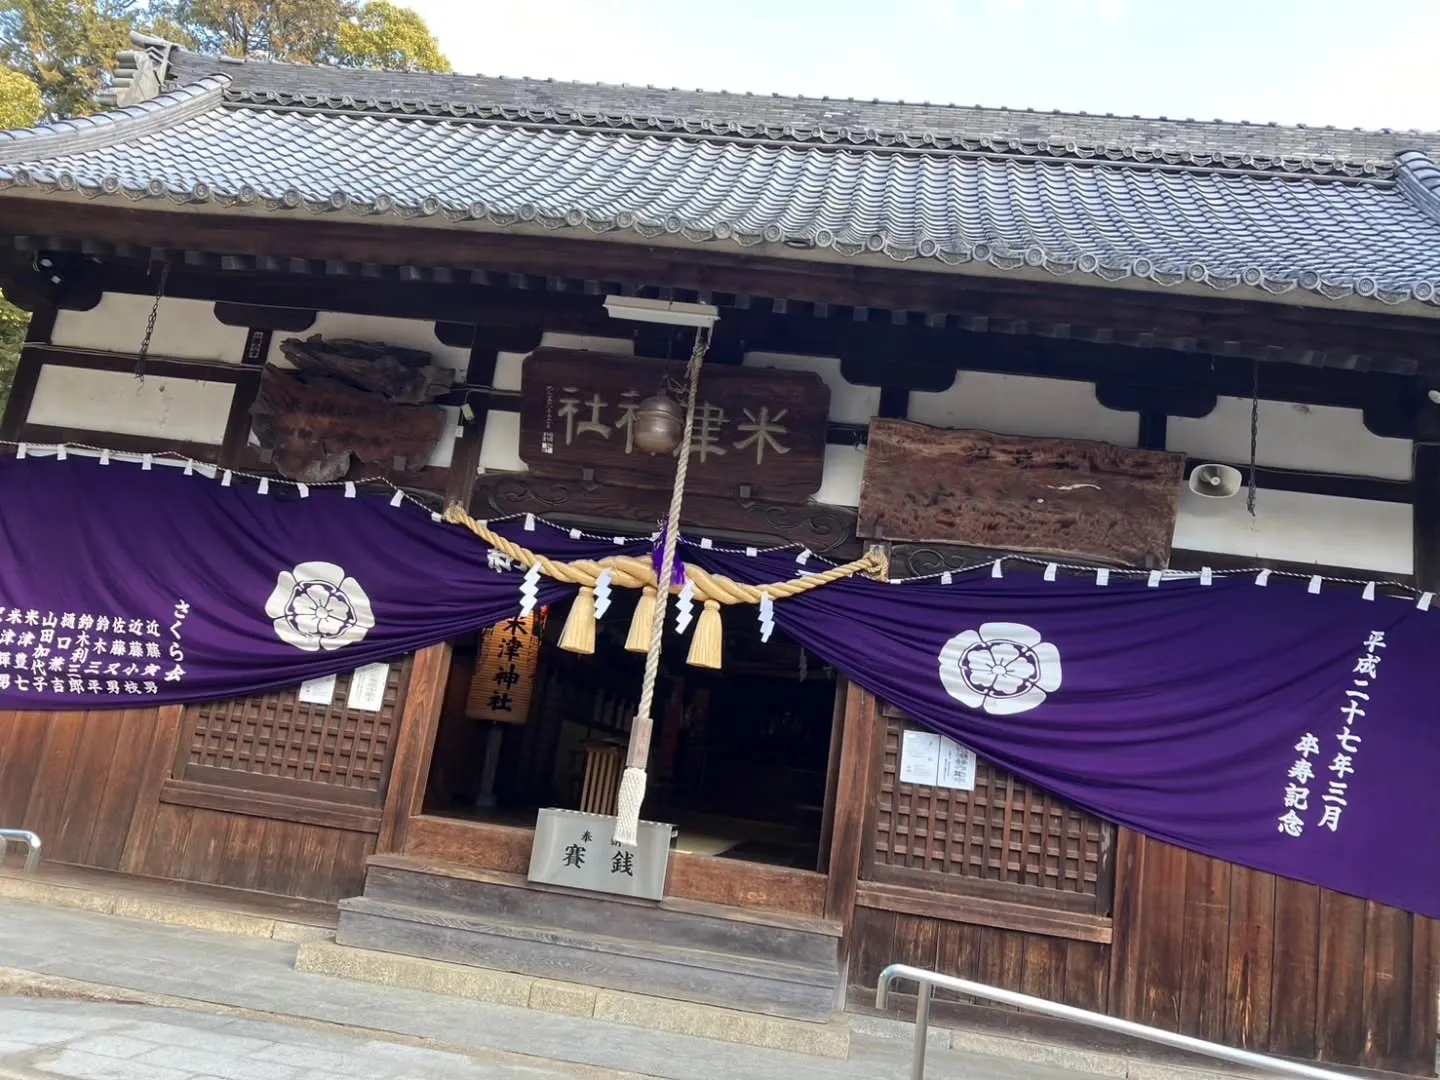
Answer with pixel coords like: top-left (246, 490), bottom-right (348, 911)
top-left (335, 896), bottom-right (837, 1022)
top-left (360, 855), bottom-right (840, 972)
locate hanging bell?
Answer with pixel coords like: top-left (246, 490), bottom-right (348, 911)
top-left (633, 394), bottom-right (684, 455)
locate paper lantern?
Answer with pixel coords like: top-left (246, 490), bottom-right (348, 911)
top-left (465, 614), bottom-right (542, 724)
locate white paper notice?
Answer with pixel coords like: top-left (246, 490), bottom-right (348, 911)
top-left (297, 674), bottom-right (337, 706)
top-left (899, 730), bottom-right (941, 786)
top-left (346, 663), bottom-right (389, 712)
top-left (937, 737), bottom-right (978, 792)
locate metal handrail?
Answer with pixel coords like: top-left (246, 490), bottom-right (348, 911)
top-left (877, 963), bottom-right (1360, 1080)
top-left (0, 830), bottom-right (41, 874)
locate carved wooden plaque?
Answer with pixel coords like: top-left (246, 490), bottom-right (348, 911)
top-left (250, 367), bottom-right (446, 484)
top-left (518, 349), bottom-right (830, 500)
top-left (857, 419), bottom-right (1185, 567)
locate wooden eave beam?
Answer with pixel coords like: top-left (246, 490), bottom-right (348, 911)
top-left (4, 197), bottom-right (1440, 373)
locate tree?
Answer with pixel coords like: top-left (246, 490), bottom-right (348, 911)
top-left (335, 1), bottom-right (448, 73)
top-left (0, 0), bottom-right (140, 118)
top-left (0, 63), bottom-right (42, 128)
top-left (148, 0), bottom-right (347, 63)
top-left (0, 65), bottom-right (43, 415)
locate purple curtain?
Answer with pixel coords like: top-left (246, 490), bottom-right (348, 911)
top-left (0, 457), bottom-right (623, 706)
top-left (692, 546), bottom-right (1440, 916)
top-left (2, 455), bottom-right (1437, 915)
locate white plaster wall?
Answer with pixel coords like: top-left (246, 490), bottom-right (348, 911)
top-left (1173, 488), bottom-right (1412, 575)
top-left (1168, 398), bottom-right (1412, 481)
top-left (742, 352), bottom-right (880, 426)
top-left (478, 410), bottom-right (526, 473)
top-left (52, 295), bottom-right (247, 363)
top-left (908, 371), bottom-right (1139, 446)
top-left (817, 444), bottom-right (866, 507)
top-left (28, 366), bottom-right (232, 445)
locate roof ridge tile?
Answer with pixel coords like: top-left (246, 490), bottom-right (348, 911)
top-left (1397, 151), bottom-right (1440, 226)
top-left (212, 86), bottom-right (1396, 178)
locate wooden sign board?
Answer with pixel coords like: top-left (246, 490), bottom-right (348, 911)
top-left (519, 349), bottom-right (830, 500)
top-left (250, 367), bottom-right (447, 484)
top-left (857, 419), bottom-right (1185, 567)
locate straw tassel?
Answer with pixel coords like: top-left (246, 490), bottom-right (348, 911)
top-left (558, 586), bottom-right (597, 654)
top-left (625, 586), bottom-right (656, 654)
top-left (687, 599), bottom-right (723, 670)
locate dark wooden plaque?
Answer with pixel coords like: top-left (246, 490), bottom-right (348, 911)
top-left (857, 419), bottom-right (1185, 567)
top-left (250, 367), bottom-right (446, 484)
top-left (518, 349), bottom-right (829, 500)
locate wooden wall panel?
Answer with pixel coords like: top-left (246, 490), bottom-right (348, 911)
top-left (133, 803), bottom-right (374, 902)
top-left (848, 905), bottom-right (1110, 1014)
top-left (1223, 865), bottom-right (1275, 1050)
top-left (1112, 832), bottom-right (1436, 1075)
top-left (0, 707), bottom-right (161, 870)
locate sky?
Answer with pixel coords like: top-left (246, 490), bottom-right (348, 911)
top-left (401, 0), bottom-right (1440, 134)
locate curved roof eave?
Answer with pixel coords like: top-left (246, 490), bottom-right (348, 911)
top-left (4, 183), bottom-right (1440, 322)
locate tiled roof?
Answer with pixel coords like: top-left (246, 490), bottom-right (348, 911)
top-left (1, 42), bottom-right (1439, 312)
top-left (165, 49), bottom-right (1440, 168)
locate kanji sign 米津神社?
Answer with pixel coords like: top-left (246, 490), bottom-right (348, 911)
top-left (466, 614), bottom-right (541, 725)
top-left (518, 350), bottom-right (830, 500)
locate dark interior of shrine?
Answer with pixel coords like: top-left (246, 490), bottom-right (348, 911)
top-left (423, 589), bottom-right (841, 870)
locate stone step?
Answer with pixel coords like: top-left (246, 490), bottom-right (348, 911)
top-left (361, 855), bottom-right (840, 972)
top-left (335, 895), bottom-right (838, 1023)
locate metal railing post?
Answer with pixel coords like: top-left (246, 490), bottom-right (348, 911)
top-left (876, 963), bottom-right (1363, 1080)
top-left (911, 979), bottom-right (931, 1080)
top-left (0, 830), bottom-right (41, 874)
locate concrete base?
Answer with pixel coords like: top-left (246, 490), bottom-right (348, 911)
top-left (295, 940), bottom-right (851, 1060)
top-left (0, 872), bottom-right (330, 943)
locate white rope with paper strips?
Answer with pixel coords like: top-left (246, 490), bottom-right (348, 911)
top-left (1, 440), bottom-right (1426, 608)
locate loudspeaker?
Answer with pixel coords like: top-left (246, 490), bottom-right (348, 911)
top-left (1188, 463), bottom-right (1242, 498)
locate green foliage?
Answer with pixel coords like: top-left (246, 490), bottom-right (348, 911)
top-left (1, 0), bottom-right (448, 118)
top-left (0, 64), bottom-right (42, 128)
top-left (0, 295), bottom-right (27, 417)
top-left (0, 65), bottom-right (39, 414)
top-left (336, 1), bottom-right (449, 73)
top-left (0, 0), bottom-right (141, 118)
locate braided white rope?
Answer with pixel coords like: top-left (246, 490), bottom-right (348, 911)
top-left (614, 326), bottom-right (711, 847)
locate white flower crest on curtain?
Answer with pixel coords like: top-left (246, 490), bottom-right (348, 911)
top-left (265, 561), bottom-right (376, 652)
top-left (938, 622), bottom-right (1062, 716)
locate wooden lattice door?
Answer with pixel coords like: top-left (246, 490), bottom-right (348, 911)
top-left (162, 657), bottom-right (414, 833)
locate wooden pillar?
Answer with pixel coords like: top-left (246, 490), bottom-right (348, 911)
top-left (1412, 443), bottom-right (1440, 593)
top-left (377, 643), bottom-right (452, 852)
top-left (824, 682), bottom-right (883, 999)
top-left (118, 705), bottom-right (187, 874)
top-left (218, 327), bottom-right (271, 467)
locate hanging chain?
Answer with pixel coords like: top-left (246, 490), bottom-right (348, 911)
top-left (133, 262), bottom-right (170, 380)
top-left (1246, 359), bottom-right (1259, 517)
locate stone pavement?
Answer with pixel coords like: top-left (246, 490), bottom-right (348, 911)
top-left (0, 898), bottom-right (1126, 1080)
top-left (0, 999), bottom-right (627, 1079)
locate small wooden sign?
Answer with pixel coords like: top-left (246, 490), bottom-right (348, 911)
top-left (519, 349), bottom-right (830, 500)
top-left (857, 419), bottom-right (1185, 567)
top-left (466, 615), bottom-right (541, 725)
